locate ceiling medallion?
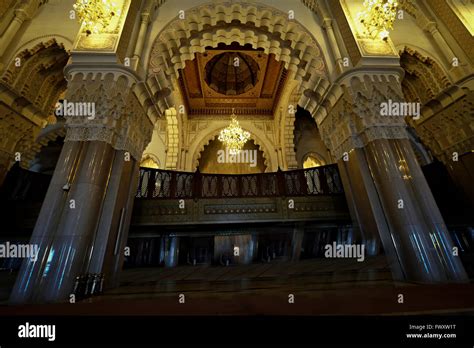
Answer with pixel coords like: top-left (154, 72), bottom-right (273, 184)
top-left (218, 109), bottom-right (251, 155)
top-left (204, 52), bottom-right (259, 95)
top-left (358, 0), bottom-right (398, 41)
top-left (73, 0), bottom-right (121, 36)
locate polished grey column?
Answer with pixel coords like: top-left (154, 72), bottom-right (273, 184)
top-left (337, 149), bottom-right (383, 257)
top-left (164, 236), bottom-right (180, 267)
top-left (290, 223), bottom-right (304, 261)
top-left (364, 138), bottom-right (468, 282)
top-left (34, 141), bottom-right (115, 302)
top-left (88, 153), bottom-right (140, 289)
top-left (10, 141), bottom-right (85, 303)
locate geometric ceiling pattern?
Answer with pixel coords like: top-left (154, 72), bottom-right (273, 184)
top-left (179, 44), bottom-right (287, 119)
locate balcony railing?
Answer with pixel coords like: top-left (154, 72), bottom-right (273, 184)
top-left (135, 164), bottom-right (344, 200)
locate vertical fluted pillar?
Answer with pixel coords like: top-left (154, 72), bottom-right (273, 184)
top-left (322, 18), bottom-right (345, 73)
top-left (364, 138), bottom-right (467, 281)
top-left (131, 12), bottom-right (151, 70)
top-left (424, 22), bottom-right (469, 79)
top-left (0, 10), bottom-right (28, 54)
top-left (88, 153), bottom-right (140, 289)
top-left (290, 223), bottom-right (304, 261)
top-left (337, 150), bottom-right (383, 257)
top-left (10, 141), bottom-right (85, 303)
top-left (10, 66), bottom-right (154, 303)
top-left (36, 141), bottom-right (115, 302)
top-left (317, 71), bottom-right (468, 283)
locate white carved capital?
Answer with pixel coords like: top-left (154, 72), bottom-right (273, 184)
top-left (318, 71), bottom-right (409, 159)
top-left (63, 67), bottom-right (154, 160)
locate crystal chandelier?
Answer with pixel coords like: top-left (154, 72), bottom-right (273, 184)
top-left (218, 109), bottom-right (251, 155)
top-left (358, 0), bottom-right (398, 41)
top-left (73, 0), bottom-right (121, 36)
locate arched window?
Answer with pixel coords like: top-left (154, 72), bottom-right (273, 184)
top-left (302, 153), bottom-right (326, 169)
top-left (140, 154), bottom-right (160, 169)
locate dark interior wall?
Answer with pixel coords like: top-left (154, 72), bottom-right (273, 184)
top-left (445, 152), bottom-right (474, 210)
top-left (294, 107), bottom-right (332, 168)
top-left (422, 159), bottom-right (474, 225)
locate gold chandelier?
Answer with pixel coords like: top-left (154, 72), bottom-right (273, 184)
top-left (218, 109), bottom-right (251, 155)
top-left (73, 0), bottom-right (121, 36)
top-left (358, 0), bottom-right (398, 41)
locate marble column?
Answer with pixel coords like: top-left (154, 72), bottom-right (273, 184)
top-left (10, 141), bottom-right (85, 303)
top-left (10, 67), bottom-right (154, 303)
top-left (290, 223), bottom-right (304, 261)
top-left (35, 141), bottom-right (115, 302)
top-left (365, 138), bottom-right (467, 281)
top-left (318, 72), bottom-right (469, 283)
top-left (88, 153), bottom-right (141, 289)
top-left (337, 150), bottom-right (383, 257)
top-left (164, 236), bottom-right (180, 267)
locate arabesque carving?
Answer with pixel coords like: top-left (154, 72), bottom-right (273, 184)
top-left (64, 70), bottom-right (153, 160)
top-left (318, 73), bottom-right (409, 159)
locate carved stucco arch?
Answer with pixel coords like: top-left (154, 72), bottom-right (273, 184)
top-left (301, 151), bottom-right (327, 166)
top-left (141, 152), bottom-right (161, 168)
top-left (395, 46), bottom-right (473, 164)
top-left (1, 38), bottom-right (69, 116)
top-left (398, 45), bottom-right (452, 104)
top-left (146, 2), bottom-right (330, 118)
top-left (0, 38), bottom-right (70, 169)
top-left (13, 34), bottom-right (74, 57)
top-left (188, 124), bottom-right (275, 172)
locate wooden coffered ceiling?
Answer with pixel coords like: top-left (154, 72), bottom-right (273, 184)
top-left (178, 45), bottom-right (287, 119)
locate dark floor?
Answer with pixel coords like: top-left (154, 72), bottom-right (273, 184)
top-left (1, 257), bottom-right (474, 315)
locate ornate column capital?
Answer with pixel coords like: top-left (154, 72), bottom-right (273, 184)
top-left (322, 18), bottom-right (333, 30)
top-left (63, 67), bottom-right (154, 160)
top-left (13, 9), bottom-right (29, 22)
top-left (318, 71), bottom-right (409, 159)
top-left (423, 21), bottom-right (439, 35)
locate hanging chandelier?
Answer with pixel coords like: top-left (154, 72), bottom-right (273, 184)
top-left (73, 0), bottom-right (121, 36)
top-left (218, 109), bottom-right (251, 155)
top-left (358, 0), bottom-right (398, 41)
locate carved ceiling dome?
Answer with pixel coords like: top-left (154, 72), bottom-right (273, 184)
top-left (204, 52), bottom-right (259, 96)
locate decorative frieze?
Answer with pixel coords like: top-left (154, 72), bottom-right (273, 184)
top-left (131, 196), bottom-right (349, 226)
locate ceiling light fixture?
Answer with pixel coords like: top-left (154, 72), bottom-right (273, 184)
top-left (358, 0), bottom-right (398, 41)
top-left (73, 0), bottom-right (121, 36)
top-left (218, 109), bottom-right (251, 155)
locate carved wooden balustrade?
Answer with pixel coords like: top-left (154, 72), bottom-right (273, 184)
top-left (135, 164), bottom-right (344, 200)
